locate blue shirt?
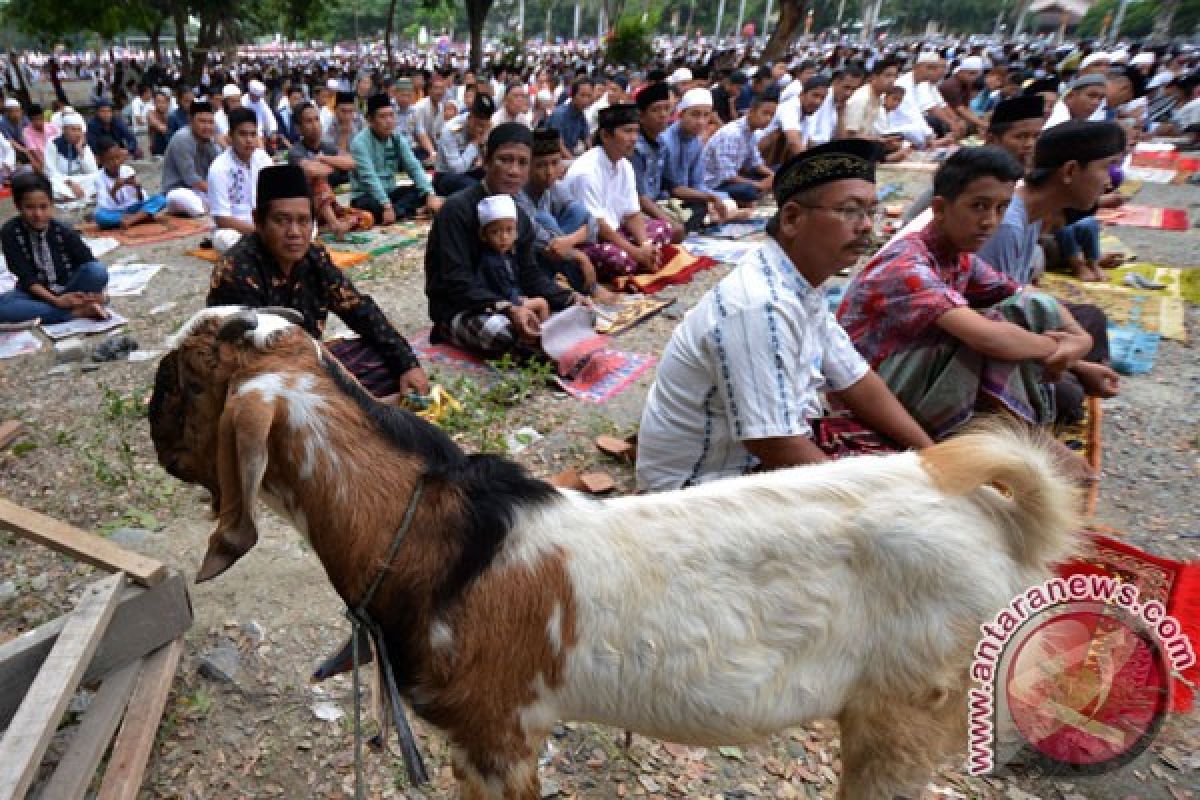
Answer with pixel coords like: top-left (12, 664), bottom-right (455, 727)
top-left (167, 107), bottom-right (189, 138)
top-left (547, 103), bottom-right (589, 154)
top-left (661, 121), bottom-right (705, 194)
top-left (631, 129), bottom-right (666, 201)
top-left (976, 192), bottom-right (1042, 286)
top-left (736, 84), bottom-right (756, 112)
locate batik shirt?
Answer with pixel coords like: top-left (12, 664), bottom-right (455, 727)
top-left (206, 234), bottom-right (420, 375)
top-left (636, 237), bottom-right (869, 492)
top-left (836, 225), bottom-right (1019, 368)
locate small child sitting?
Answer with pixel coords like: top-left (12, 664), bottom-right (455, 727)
top-left (93, 136), bottom-right (167, 230)
top-left (477, 194), bottom-right (550, 334)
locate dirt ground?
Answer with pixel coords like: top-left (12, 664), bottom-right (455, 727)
top-left (1, 144), bottom-right (1198, 799)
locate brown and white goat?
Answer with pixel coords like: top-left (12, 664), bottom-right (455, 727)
top-left (150, 307), bottom-right (1081, 800)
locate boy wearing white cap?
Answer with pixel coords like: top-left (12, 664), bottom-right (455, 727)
top-left (242, 78), bottom-right (280, 151)
top-left (477, 194), bottom-right (545, 320)
top-left (213, 83), bottom-right (242, 149)
top-left (662, 88), bottom-right (730, 230)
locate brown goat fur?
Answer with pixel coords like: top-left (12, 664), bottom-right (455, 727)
top-left (151, 308), bottom-right (1083, 800)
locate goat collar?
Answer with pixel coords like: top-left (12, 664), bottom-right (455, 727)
top-left (353, 474), bottom-right (425, 614)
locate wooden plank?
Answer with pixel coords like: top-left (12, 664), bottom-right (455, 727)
top-left (0, 421), bottom-right (21, 451)
top-left (95, 638), bottom-right (184, 800)
top-left (0, 496), bottom-right (166, 587)
top-left (40, 659), bottom-right (141, 800)
top-left (0, 572), bottom-right (124, 800)
top-left (0, 571), bottom-right (192, 729)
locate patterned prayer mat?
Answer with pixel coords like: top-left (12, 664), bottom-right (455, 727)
top-left (1055, 395), bottom-right (1103, 518)
top-left (593, 295), bottom-right (674, 336)
top-left (611, 243), bottom-right (720, 294)
top-left (79, 215), bottom-right (212, 247)
top-left (1096, 205), bottom-right (1190, 231)
top-left (408, 328), bottom-right (655, 405)
top-left (1056, 527), bottom-right (1200, 713)
top-left (185, 245), bottom-right (370, 270)
top-left (1038, 273), bottom-right (1186, 342)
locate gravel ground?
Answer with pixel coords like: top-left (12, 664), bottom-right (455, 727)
top-left (0, 152), bottom-right (1197, 799)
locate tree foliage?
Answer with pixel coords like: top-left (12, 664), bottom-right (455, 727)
top-left (1077, 0), bottom-right (1200, 38)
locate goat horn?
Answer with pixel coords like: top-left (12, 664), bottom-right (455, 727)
top-left (216, 310), bottom-right (260, 343)
top-left (259, 306), bottom-right (306, 327)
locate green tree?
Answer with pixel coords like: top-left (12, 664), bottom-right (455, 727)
top-left (1077, 0), bottom-right (1155, 37)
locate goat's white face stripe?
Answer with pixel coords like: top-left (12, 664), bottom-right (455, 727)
top-left (430, 619), bottom-right (454, 654)
top-left (236, 372), bottom-right (334, 481)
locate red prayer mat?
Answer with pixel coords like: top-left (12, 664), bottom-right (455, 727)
top-left (1096, 205), bottom-right (1190, 232)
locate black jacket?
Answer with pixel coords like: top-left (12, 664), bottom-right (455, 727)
top-left (0, 217), bottom-right (95, 293)
top-left (424, 181), bottom-right (574, 325)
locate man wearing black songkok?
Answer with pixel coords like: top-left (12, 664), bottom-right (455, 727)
top-left (978, 120), bottom-right (1126, 425)
top-left (208, 164), bottom-right (429, 398)
top-left (425, 123), bottom-right (581, 357)
top-left (637, 140), bottom-right (933, 491)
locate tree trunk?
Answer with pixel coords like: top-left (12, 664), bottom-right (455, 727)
top-left (1153, 0), bottom-right (1180, 38)
top-left (384, 0), bottom-right (398, 69)
top-left (8, 52), bottom-right (32, 107)
top-left (148, 19), bottom-right (164, 63)
top-left (761, 0), bottom-right (805, 62)
top-left (466, 0), bottom-right (493, 72)
top-left (173, 0), bottom-right (193, 82)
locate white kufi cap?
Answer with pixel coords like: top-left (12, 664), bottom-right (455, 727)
top-left (477, 194), bottom-right (517, 227)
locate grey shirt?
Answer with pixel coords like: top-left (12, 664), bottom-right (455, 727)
top-left (161, 127), bottom-right (221, 193)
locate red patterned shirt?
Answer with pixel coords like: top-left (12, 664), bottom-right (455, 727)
top-left (836, 225), bottom-right (1019, 368)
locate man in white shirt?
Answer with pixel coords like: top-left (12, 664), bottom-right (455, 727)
top-left (892, 54), bottom-right (952, 148)
top-left (1044, 74), bottom-right (1108, 129)
top-left (759, 77), bottom-right (829, 165)
top-left (806, 67), bottom-right (866, 146)
top-left (564, 103), bottom-right (675, 281)
top-left (413, 72), bottom-right (449, 159)
top-left (492, 82), bottom-right (533, 128)
top-left (208, 108), bottom-right (273, 253)
top-left (242, 79), bottom-right (281, 151)
top-left (213, 83), bottom-right (243, 149)
top-left (843, 59), bottom-right (899, 137)
top-left (637, 140), bottom-right (932, 491)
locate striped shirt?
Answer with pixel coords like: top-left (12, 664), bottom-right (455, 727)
top-left (702, 117), bottom-right (766, 190)
top-left (636, 238), bottom-right (869, 492)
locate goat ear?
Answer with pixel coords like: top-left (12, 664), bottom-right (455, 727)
top-left (196, 390), bottom-right (277, 583)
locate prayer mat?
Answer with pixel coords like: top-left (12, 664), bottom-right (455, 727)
top-left (879, 160), bottom-right (938, 173)
top-left (1055, 529), bottom-right (1200, 713)
top-left (407, 327), bottom-right (494, 377)
top-left (552, 348), bottom-right (656, 404)
top-left (701, 218), bottom-right (767, 238)
top-left (1038, 274), bottom-right (1186, 342)
top-left (185, 246), bottom-right (371, 270)
top-left (409, 327), bottom-right (654, 404)
top-left (79, 215), bottom-right (213, 246)
top-left (813, 414), bottom-right (900, 459)
top-left (1110, 263), bottom-right (1200, 306)
top-left (1055, 395), bottom-right (1103, 518)
top-left (1096, 205), bottom-right (1190, 232)
top-left (593, 295), bottom-right (674, 336)
top-left (1123, 167), bottom-right (1175, 185)
top-left (611, 243), bottom-right (719, 294)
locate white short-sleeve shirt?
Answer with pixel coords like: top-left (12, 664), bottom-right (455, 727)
top-left (207, 147), bottom-right (273, 224)
top-left (636, 238), bottom-right (870, 492)
top-left (95, 164), bottom-right (139, 211)
top-left (562, 145), bottom-right (639, 230)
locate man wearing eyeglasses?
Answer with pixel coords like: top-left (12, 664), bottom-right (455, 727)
top-left (637, 140), bottom-right (933, 492)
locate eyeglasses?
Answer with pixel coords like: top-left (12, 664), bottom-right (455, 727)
top-left (797, 204), bottom-right (882, 225)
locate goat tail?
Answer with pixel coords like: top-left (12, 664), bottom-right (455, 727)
top-left (919, 419), bottom-right (1083, 570)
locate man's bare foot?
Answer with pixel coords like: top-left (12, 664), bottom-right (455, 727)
top-left (1073, 361), bottom-right (1121, 398)
top-left (1098, 253), bottom-right (1125, 270)
top-left (72, 302), bottom-right (110, 321)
